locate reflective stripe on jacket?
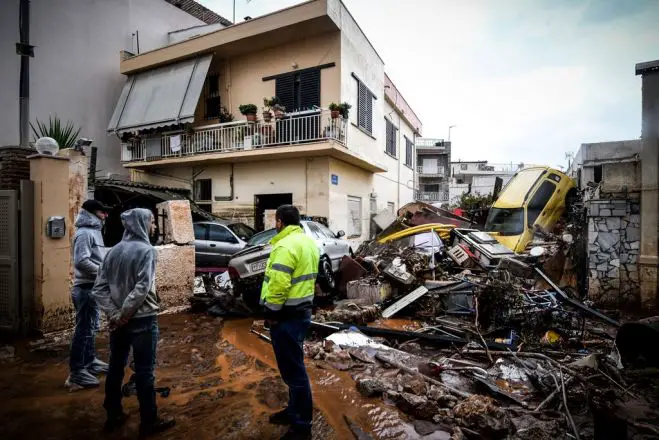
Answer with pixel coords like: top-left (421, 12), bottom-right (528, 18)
top-left (260, 225), bottom-right (320, 313)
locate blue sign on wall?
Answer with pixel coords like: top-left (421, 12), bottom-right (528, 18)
top-left (331, 174), bottom-right (339, 185)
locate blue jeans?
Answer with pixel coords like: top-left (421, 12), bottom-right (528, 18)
top-left (69, 284), bottom-right (100, 371)
top-left (104, 316), bottom-right (159, 423)
top-left (270, 313), bottom-right (313, 427)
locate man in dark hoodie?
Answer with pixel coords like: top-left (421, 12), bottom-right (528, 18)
top-left (67, 199), bottom-right (110, 389)
top-left (92, 208), bottom-right (175, 437)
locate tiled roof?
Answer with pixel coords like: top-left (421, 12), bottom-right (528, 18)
top-left (164, 0), bottom-right (232, 26)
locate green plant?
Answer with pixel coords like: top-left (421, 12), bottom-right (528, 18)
top-left (30, 115), bottom-right (81, 149)
top-left (263, 96), bottom-right (280, 111)
top-left (239, 104), bottom-right (258, 115)
top-left (338, 102), bottom-right (352, 119)
top-left (219, 106), bottom-right (234, 123)
top-left (328, 102), bottom-right (340, 112)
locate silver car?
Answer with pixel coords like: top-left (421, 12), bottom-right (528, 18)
top-left (227, 220), bottom-right (353, 309)
top-left (194, 220), bottom-right (256, 267)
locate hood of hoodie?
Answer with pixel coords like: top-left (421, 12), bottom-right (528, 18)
top-left (121, 208), bottom-right (153, 243)
top-left (75, 208), bottom-right (103, 229)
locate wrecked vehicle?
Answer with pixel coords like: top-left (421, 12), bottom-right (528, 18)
top-left (228, 220), bottom-right (353, 309)
top-left (485, 166), bottom-right (576, 252)
top-left (193, 220), bottom-right (256, 267)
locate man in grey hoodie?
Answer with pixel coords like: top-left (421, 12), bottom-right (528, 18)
top-left (67, 199), bottom-right (110, 389)
top-left (92, 208), bottom-right (175, 437)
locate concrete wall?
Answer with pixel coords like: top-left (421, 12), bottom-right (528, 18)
top-left (0, 0), bottom-right (204, 177)
top-left (168, 23), bottom-right (227, 44)
top-left (328, 157), bottom-right (373, 245)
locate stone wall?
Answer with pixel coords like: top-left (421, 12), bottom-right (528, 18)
top-left (587, 192), bottom-right (641, 308)
top-left (0, 146), bottom-right (31, 191)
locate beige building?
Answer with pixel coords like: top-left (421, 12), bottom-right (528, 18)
top-left (109, 0), bottom-right (422, 242)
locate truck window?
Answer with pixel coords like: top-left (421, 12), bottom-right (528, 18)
top-left (485, 208), bottom-right (525, 235)
top-left (527, 180), bottom-right (556, 226)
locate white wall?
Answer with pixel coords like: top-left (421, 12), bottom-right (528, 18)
top-left (168, 23), bottom-right (226, 44)
top-left (0, 0), bottom-right (204, 178)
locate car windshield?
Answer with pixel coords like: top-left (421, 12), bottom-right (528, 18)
top-left (247, 228), bottom-right (277, 246)
top-left (227, 223), bottom-right (256, 241)
top-left (485, 208), bottom-right (525, 235)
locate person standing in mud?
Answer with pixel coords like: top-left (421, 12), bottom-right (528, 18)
top-left (262, 205), bottom-right (319, 440)
top-left (66, 199), bottom-right (110, 389)
top-left (92, 208), bottom-right (175, 437)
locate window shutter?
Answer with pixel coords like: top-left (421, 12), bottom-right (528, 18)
top-left (357, 82), bottom-right (366, 129)
top-left (364, 89), bottom-right (373, 133)
top-left (276, 75), bottom-right (295, 113)
top-left (299, 69), bottom-right (321, 110)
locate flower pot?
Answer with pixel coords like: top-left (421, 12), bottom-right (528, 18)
top-left (274, 110), bottom-right (285, 120)
top-left (331, 110), bottom-right (340, 119)
top-left (262, 111), bottom-right (273, 123)
top-left (246, 113), bottom-right (257, 122)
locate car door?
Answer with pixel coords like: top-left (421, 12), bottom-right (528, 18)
top-left (311, 222), bottom-right (343, 271)
top-left (207, 224), bottom-right (243, 266)
top-left (194, 223), bottom-right (210, 266)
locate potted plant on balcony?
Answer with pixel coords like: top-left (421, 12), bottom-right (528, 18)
top-left (262, 96), bottom-right (279, 123)
top-left (328, 102), bottom-right (341, 119)
top-left (219, 106), bottom-right (234, 123)
top-left (239, 104), bottom-right (258, 122)
top-left (338, 102), bottom-right (351, 119)
top-left (274, 103), bottom-right (286, 120)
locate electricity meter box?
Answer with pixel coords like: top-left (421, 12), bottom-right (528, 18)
top-left (46, 216), bottom-right (66, 238)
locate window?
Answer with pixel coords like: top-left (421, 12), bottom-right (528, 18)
top-left (527, 181), bottom-right (556, 226)
top-left (347, 196), bottom-right (362, 237)
top-left (275, 69), bottom-right (320, 113)
top-left (317, 223), bottom-right (338, 240)
top-left (460, 164), bottom-right (468, 171)
top-left (387, 202), bottom-right (395, 214)
top-left (194, 224), bottom-right (207, 240)
top-left (204, 73), bottom-right (221, 119)
top-left (485, 208), bottom-right (525, 236)
top-left (227, 223), bottom-right (255, 241)
top-left (356, 79), bottom-right (374, 134)
top-left (194, 179), bottom-right (212, 202)
top-left (248, 228), bottom-right (277, 246)
top-left (385, 118), bottom-right (397, 156)
top-left (594, 165), bottom-right (602, 183)
top-left (424, 184), bottom-right (440, 192)
top-left (208, 224), bottom-right (238, 243)
top-left (405, 136), bottom-right (414, 167)
top-left (305, 222), bottom-right (325, 240)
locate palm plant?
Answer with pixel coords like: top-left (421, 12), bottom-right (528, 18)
top-left (30, 115), bottom-right (81, 149)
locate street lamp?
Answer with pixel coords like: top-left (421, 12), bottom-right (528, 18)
top-left (448, 125), bottom-right (457, 142)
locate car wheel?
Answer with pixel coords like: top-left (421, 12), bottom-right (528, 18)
top-left (318, 257), bottom-right (336, 294)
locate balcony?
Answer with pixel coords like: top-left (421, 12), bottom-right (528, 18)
top-left (417, 165), bottom-right (446, 177)
top-left (122, 110), bottom-right (347, 164)
top-left (415, 191), bottom-right (449, 202)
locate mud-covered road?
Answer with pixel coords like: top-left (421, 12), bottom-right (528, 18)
top-left (0, 313), bottom-right (437, 440)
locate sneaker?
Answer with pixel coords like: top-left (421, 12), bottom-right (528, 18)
top-left (280, 426), bottom-right (312, 440)
top-left (139, 417), bottom-right (176, 438)
top-left (269, 408), bottom-right (292, 425)
top-left (103, 412), bottom-right (129, 433)
top-left (65, 369), bottom-right (100, 390)
top-left (88, 358), bottom-right (109, 375)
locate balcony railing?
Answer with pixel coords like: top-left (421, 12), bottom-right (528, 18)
top-left (417, 166), bottom-right (446, 176)
top-left (415, 191), bottom-right (449, 202)
top-left (121, 110), bottom-right (347, 163)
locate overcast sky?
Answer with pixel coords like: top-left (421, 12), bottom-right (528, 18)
top-left (198, 0), bottom-right (659, 168)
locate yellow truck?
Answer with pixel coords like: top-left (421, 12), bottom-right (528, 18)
top-left (484, 166), bottom-right (576, 253)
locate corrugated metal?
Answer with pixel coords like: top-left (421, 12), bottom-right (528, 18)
top-left (107, 55), bottom-right (213, 134)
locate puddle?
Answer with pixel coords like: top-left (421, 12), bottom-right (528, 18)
top-left (222, 318), bottom-right (420, 440)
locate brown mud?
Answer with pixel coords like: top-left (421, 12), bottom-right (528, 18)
top-left (0, 313), bottom-right (436, 440)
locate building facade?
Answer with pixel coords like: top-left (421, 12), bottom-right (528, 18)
top-left (110, 0), bottom-right (422, 242)
top-left (415, 138), bottom-right (451, 204)
top-left (0, 0), bottom-right (229, 178)
top-left (448, 160), bottom-right (519, 205)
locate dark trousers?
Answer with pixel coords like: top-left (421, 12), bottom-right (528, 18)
top-left (69, 284), bottom-right (100, 371)
top-left (104, 316), bottom-right (159, 423)
top-left (270, 314), bottom-right (312, 427)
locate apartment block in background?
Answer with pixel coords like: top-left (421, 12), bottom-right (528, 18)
top-left (449, 160), bottom-right (520, 204)
top-left (415, 138), bottom-right (451, 204)
top-left (111, 0), bottom-right (422, 242)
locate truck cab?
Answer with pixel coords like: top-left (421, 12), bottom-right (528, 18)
top-left (484, 166), bottom-right (576, 253)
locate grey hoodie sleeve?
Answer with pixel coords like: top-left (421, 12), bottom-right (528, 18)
top-left (92, 261), bottom-right (120, 318)
top-left (74, 231), bottom-right (100, 278)
top-left (120, 249), bottom-right (157, 319)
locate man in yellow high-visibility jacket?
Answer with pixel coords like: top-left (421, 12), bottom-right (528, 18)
top-left (261, 205), bottom-right (319, 440)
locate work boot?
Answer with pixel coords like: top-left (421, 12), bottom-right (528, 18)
top-left (103, 412), bottom-right (129, 433)
top-left (269, 408), bottom-right (292, 425)
top-left (64, 369), bottom-right (100, 390)
top-left (280, 426), bottom-right (312, 440)
top-left (88, 358), bottom-right (109, 375)
top-left (139, 417), bottom-right (176, 438)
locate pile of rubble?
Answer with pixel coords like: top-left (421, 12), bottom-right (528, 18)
top-left (298, 202), bottom-right (659, 439)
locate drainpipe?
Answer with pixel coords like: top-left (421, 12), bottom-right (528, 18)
top-left (17, 0), bottom-right (33, 148)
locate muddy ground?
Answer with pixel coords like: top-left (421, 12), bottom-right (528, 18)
top-left (0, 313), bottom-right (440, 440)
